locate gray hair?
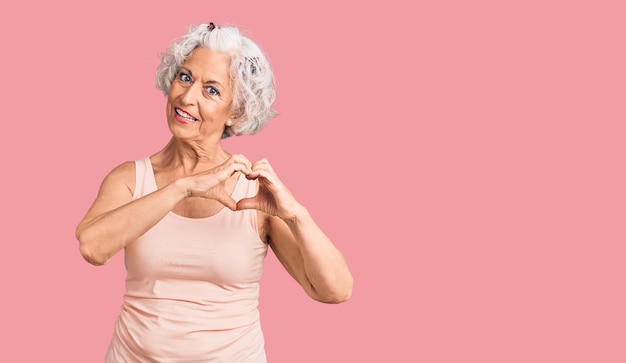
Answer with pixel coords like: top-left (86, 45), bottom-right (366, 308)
top-left (156, 23), bottom-right (276, 138)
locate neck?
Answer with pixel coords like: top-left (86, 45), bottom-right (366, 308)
top-left (158, 137), bottom-right (231, 173)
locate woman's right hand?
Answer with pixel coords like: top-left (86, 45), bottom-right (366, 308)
top-left (184, 154), bottom-right (253, 210)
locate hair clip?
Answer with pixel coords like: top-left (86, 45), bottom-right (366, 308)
top-left (245, 56), bottom-right (259, 74)
top-left (207, 22), bottom-right (217, 31)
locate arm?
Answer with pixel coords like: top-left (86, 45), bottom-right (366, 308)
top-left (75, 161), bottom-right (188, 266)
top-left (238, 158), bottom-right (353, 303)
top-left (267, 210), bottom-right (353, 304)
top-left (76, 155), bottom-right (253, 266)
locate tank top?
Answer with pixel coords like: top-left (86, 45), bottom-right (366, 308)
top-left (105, 157), bottom-right (268, 362)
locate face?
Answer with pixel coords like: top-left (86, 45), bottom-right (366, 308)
top-left (166, 47), bottom-right (233, 140)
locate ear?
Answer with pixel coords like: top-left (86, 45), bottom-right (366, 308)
top-left (226, 110), bottom-right (239, 126)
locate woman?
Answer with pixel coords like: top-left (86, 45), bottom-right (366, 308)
top-left (76, 22), bottom-right (353, 362)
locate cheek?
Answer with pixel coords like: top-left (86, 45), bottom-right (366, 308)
top-left (199, 103), bottom-right (231, 120)
top-left (165, 95), bottom-right (176, 113)
top-left (165, 88), bottom-right (185, 116)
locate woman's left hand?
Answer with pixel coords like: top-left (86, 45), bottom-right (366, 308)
top-left (236, 158), bottom-right (301, 220)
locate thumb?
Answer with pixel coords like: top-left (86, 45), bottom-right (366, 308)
top-left (236, 196), bottom-right (260, 211)
top-left (215, 195), bottom-right (237, 211)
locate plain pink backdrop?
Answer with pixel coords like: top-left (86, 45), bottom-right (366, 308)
top-left (1, 0), bottom-right (624, 362)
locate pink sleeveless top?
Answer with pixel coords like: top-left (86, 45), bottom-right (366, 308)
top-left (105, 157), bottom-right (268, 362)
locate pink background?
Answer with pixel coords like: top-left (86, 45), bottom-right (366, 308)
top-left (1, 0), bottom-right (624, 362)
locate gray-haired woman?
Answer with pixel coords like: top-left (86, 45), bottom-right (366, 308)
top-left (76, 22), bottom-right (353, 362)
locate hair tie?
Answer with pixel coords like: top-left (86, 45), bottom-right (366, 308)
top-left (207, 22), bottom-right (217, 31)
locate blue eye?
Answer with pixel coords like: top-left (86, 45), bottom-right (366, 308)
top-left (179, 73), bottom-right (191, 83)
top-left (206, 86), bottom-right (220, 96)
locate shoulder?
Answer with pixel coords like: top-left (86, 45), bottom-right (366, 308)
top-left (105, 160), bottom-right (136, 181)
top-left (98, 160), bottom-right (136, 195)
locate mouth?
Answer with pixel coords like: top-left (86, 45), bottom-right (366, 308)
top-left (174, 107), bottom-right (198, 124)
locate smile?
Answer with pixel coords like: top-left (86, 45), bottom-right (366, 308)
top-left (175, 108), bottom-right (198, 123)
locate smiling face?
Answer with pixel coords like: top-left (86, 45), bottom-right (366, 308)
top-left (166, 47), bottom-right (233, 141)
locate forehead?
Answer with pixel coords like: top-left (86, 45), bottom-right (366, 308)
top-left (182, 47), bottom-right (231, 84)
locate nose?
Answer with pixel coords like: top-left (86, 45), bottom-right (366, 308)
top-left (180, 81), bottom-right (201, 105)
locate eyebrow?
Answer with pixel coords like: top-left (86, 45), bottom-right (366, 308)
top-left (180, 67), bottom-right (225, 88)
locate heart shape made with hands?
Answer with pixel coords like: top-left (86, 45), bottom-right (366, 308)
top-left (196, 156), bottom-right (299, 220)
top-left (202, 155), bottom-right (299, 218)
top-left (234, 163), bottom-right (296, 220)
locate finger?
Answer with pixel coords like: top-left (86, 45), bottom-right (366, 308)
top-left (248, 167), bottom-right (279, 186)
top-left (251, 158), bottom-right (272, 171)
top-left (231, 154), bottom-right (252, 170)
top-left (214, 194), bottom-right (238, 211)
top-left (228, 160), bottom-right (254, 177)
top-left (249, 160), bottom-right (272, 175)
top-left (238, 164), bottom-right (254, 177)
top-left (236, 196), bottom-right (260, 211)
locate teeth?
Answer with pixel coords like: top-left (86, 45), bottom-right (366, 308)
top-left (175, 108), bottom-right (196, 121)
